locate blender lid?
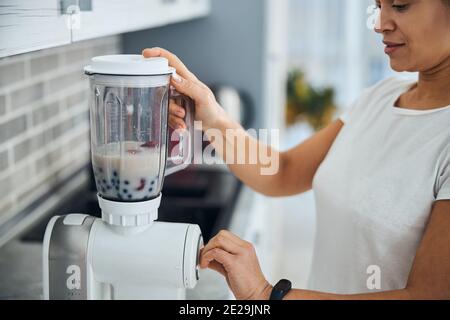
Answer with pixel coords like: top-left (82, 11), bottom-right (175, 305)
top-left (84, 54), bottom-right (175, 76)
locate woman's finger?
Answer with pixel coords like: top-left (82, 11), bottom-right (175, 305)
top-left (208, 230), bottom-right (249, 253)
top-left (168, 116), bottom-right (185, 130)
top-left (200, 248), bottom-right (234, 270)
top-left (215, 230), bottom-right (248, 247)
top-left (170, 73), bottom-right (206, 103)
top-left (206, 261), bottom-right (227, 277)
top-left (169, 101), bottom-right (186, 118)
top-left (169, 115), bottom-right (186, 130)
top-left (142, 47), bottom-right (198, 82)
top-left (201, 232), bottom-right (244, 259)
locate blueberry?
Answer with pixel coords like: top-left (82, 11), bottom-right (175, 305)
top-left (151, 180), bottom-right (155, 185)
top-left (106, 185), bottom-right (111, 190)
top-left (115, 186), bottom-right (119, 191)
top-left (128, 194), bottom-right (132, 199)
top-left (113, 171), bottom-right (118, 177)
top-left (102, 179), bottom-right (107, 184)
top-left (148, 188), bottom-right (153, 192)
top-left (123, 189), bottom-right (128, 194)
top-left (124, 180), bottom-right (130, 185)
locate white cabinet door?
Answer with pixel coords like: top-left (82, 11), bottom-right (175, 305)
top-left (72, 0), bottom-right (210, 43)
top-left (71, 0), bottom-right (163, 42)
top-left (0, 0), bottom-right (210, 58)
top-left (0, 0), bottom-right (71, 58)
top-left (164, 0), bottom-right (210, 24)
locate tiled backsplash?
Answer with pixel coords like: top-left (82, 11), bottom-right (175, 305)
top-left (0, 36), bottom-right (121, 225)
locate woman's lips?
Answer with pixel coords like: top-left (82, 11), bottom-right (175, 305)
top-left (383, 41), bottom-right (405, 55)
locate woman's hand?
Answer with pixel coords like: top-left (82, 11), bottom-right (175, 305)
top-left (199, 230), bottom-right (273, 300)
top-left (142, 47), bottom-right (228, 131)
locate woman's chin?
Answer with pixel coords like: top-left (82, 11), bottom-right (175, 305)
top-left (389, 60), bottom-right (413, 73)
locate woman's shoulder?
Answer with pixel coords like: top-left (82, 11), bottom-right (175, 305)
top-left (340, 76), bottom-right (416, 123)
top-left (362, 76), bottom-right (416, 100)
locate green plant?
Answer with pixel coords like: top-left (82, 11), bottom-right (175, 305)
top-left (286, 69), bottom-right (337, 130)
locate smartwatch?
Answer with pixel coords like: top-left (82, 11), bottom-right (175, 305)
top-left (269, 279), bottom-right (292, 300)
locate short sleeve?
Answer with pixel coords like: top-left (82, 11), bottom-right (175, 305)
top-left (436, 146), bottom-right (450, 201)
top-left (339, 107), bottom-right (353, 124)
top-left (339, 77), bottom-right (409, 125)
top-left (338, 86), bottom-right (374, 124)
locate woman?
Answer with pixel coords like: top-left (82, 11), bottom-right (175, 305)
top-left (143, 0), bottom-right (450, 299)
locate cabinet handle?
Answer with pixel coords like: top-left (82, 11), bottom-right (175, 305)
top-left (161, 0), bottom-right (178, 5)
top-left (60, 0), bottom-right (92, 15)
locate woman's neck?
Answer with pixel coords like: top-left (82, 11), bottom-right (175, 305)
top-left (416, 55), bottom-right (450, 104)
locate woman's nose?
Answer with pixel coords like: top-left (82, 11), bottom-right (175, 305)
top-left (374, 10), bottom-right (396, 34)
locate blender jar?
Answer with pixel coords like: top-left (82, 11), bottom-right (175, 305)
top-left (85, 55), bottom-right (194, 202)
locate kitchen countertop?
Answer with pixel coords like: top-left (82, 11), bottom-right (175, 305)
top-left (0, 240), bottom-right (43, 299)
top-left (0, 185), bottom-right (256, 300)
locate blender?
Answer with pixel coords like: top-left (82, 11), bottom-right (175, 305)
top-left (42, 55), bottom-right (202, 300)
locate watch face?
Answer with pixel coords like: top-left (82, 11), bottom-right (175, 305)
top-left (270, 279), bottom-right (292, 300)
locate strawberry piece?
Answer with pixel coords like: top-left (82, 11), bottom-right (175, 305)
top-left (136, 178), bottom-right (146, 191)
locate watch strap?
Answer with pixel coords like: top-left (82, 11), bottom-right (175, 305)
top-left (269, 279), bottom-right (292, 300)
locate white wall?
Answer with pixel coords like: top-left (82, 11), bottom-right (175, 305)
top-left (288, 0), bottom-right (399, 109)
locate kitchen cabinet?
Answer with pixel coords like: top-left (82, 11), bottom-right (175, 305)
top-left (0, 0), bottom-right (71, 58)
top-left (0, 0), bottom-right (210, 58)
top-left (70, 0), bottom-right (211, 42)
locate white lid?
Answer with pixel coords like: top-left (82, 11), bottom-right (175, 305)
top-left (84, 54), bottom-right (175, 76)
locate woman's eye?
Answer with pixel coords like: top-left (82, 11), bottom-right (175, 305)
top-left (392, 4), bottom-right (409, 12)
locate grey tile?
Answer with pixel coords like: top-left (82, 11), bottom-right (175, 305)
top-left (32, 101), bottom-right (60, 126)
top-left (0, 175), bottom-right (11, 199)
top-left (30, 53), bottom-right (60, 76)
top-left (64, 131), bottom-right (89, 154)
top-left (65, 46), bottom-right (88, 63)
top-left (71, 130), bottom-right (89, 146)
top-left (0, 95), bottom-right (6, 116)
top-left (0, 150), bottom-right (8, 172)
top-left (51, 122), bottom-right (63, 138)
top-left (13, 139), bottom-right (30, 163)
top-left (0, 198), bottom-right (13, 217)
top-left (13, 132), bottom-right (45, 162)
top-left (0, 60), bottom-right (25, 88)
top-left (10, 82), bottom-right (44, 110)
top-left (92, 45), bottom-right (112, 57)
top-left (72, 110), bottom-right (89, 127)
top-left (43, 127), bottom-right (54, 144)
top-left (66, 90), bottom-right (87, 110)
top-left (64, 117), bottom-right (75, 130)
top-left (36, 148), bottom-right (62, 172)
top-left (0, 115), bottom-right (27, 144)
top-left (47, 71), bottom-right (85, 94)
top-left (11, 165), bottom-right (32, 190)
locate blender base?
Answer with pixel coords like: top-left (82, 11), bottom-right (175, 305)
top-left (43, 193), bottom-right (203, 300)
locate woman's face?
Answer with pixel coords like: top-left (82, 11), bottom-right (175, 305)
top-left (375, 0), bottom-right (450, 72)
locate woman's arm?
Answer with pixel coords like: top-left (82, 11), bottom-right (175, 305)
top-left (200, 113), bottom-right (344, 197)
top-left (200, 200), bottom-right (450, 300)
top-left (143, 47), bottom-right (344, 197)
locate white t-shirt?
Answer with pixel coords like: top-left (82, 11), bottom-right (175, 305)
top-left (309, 77), bottom-right (450, 294)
